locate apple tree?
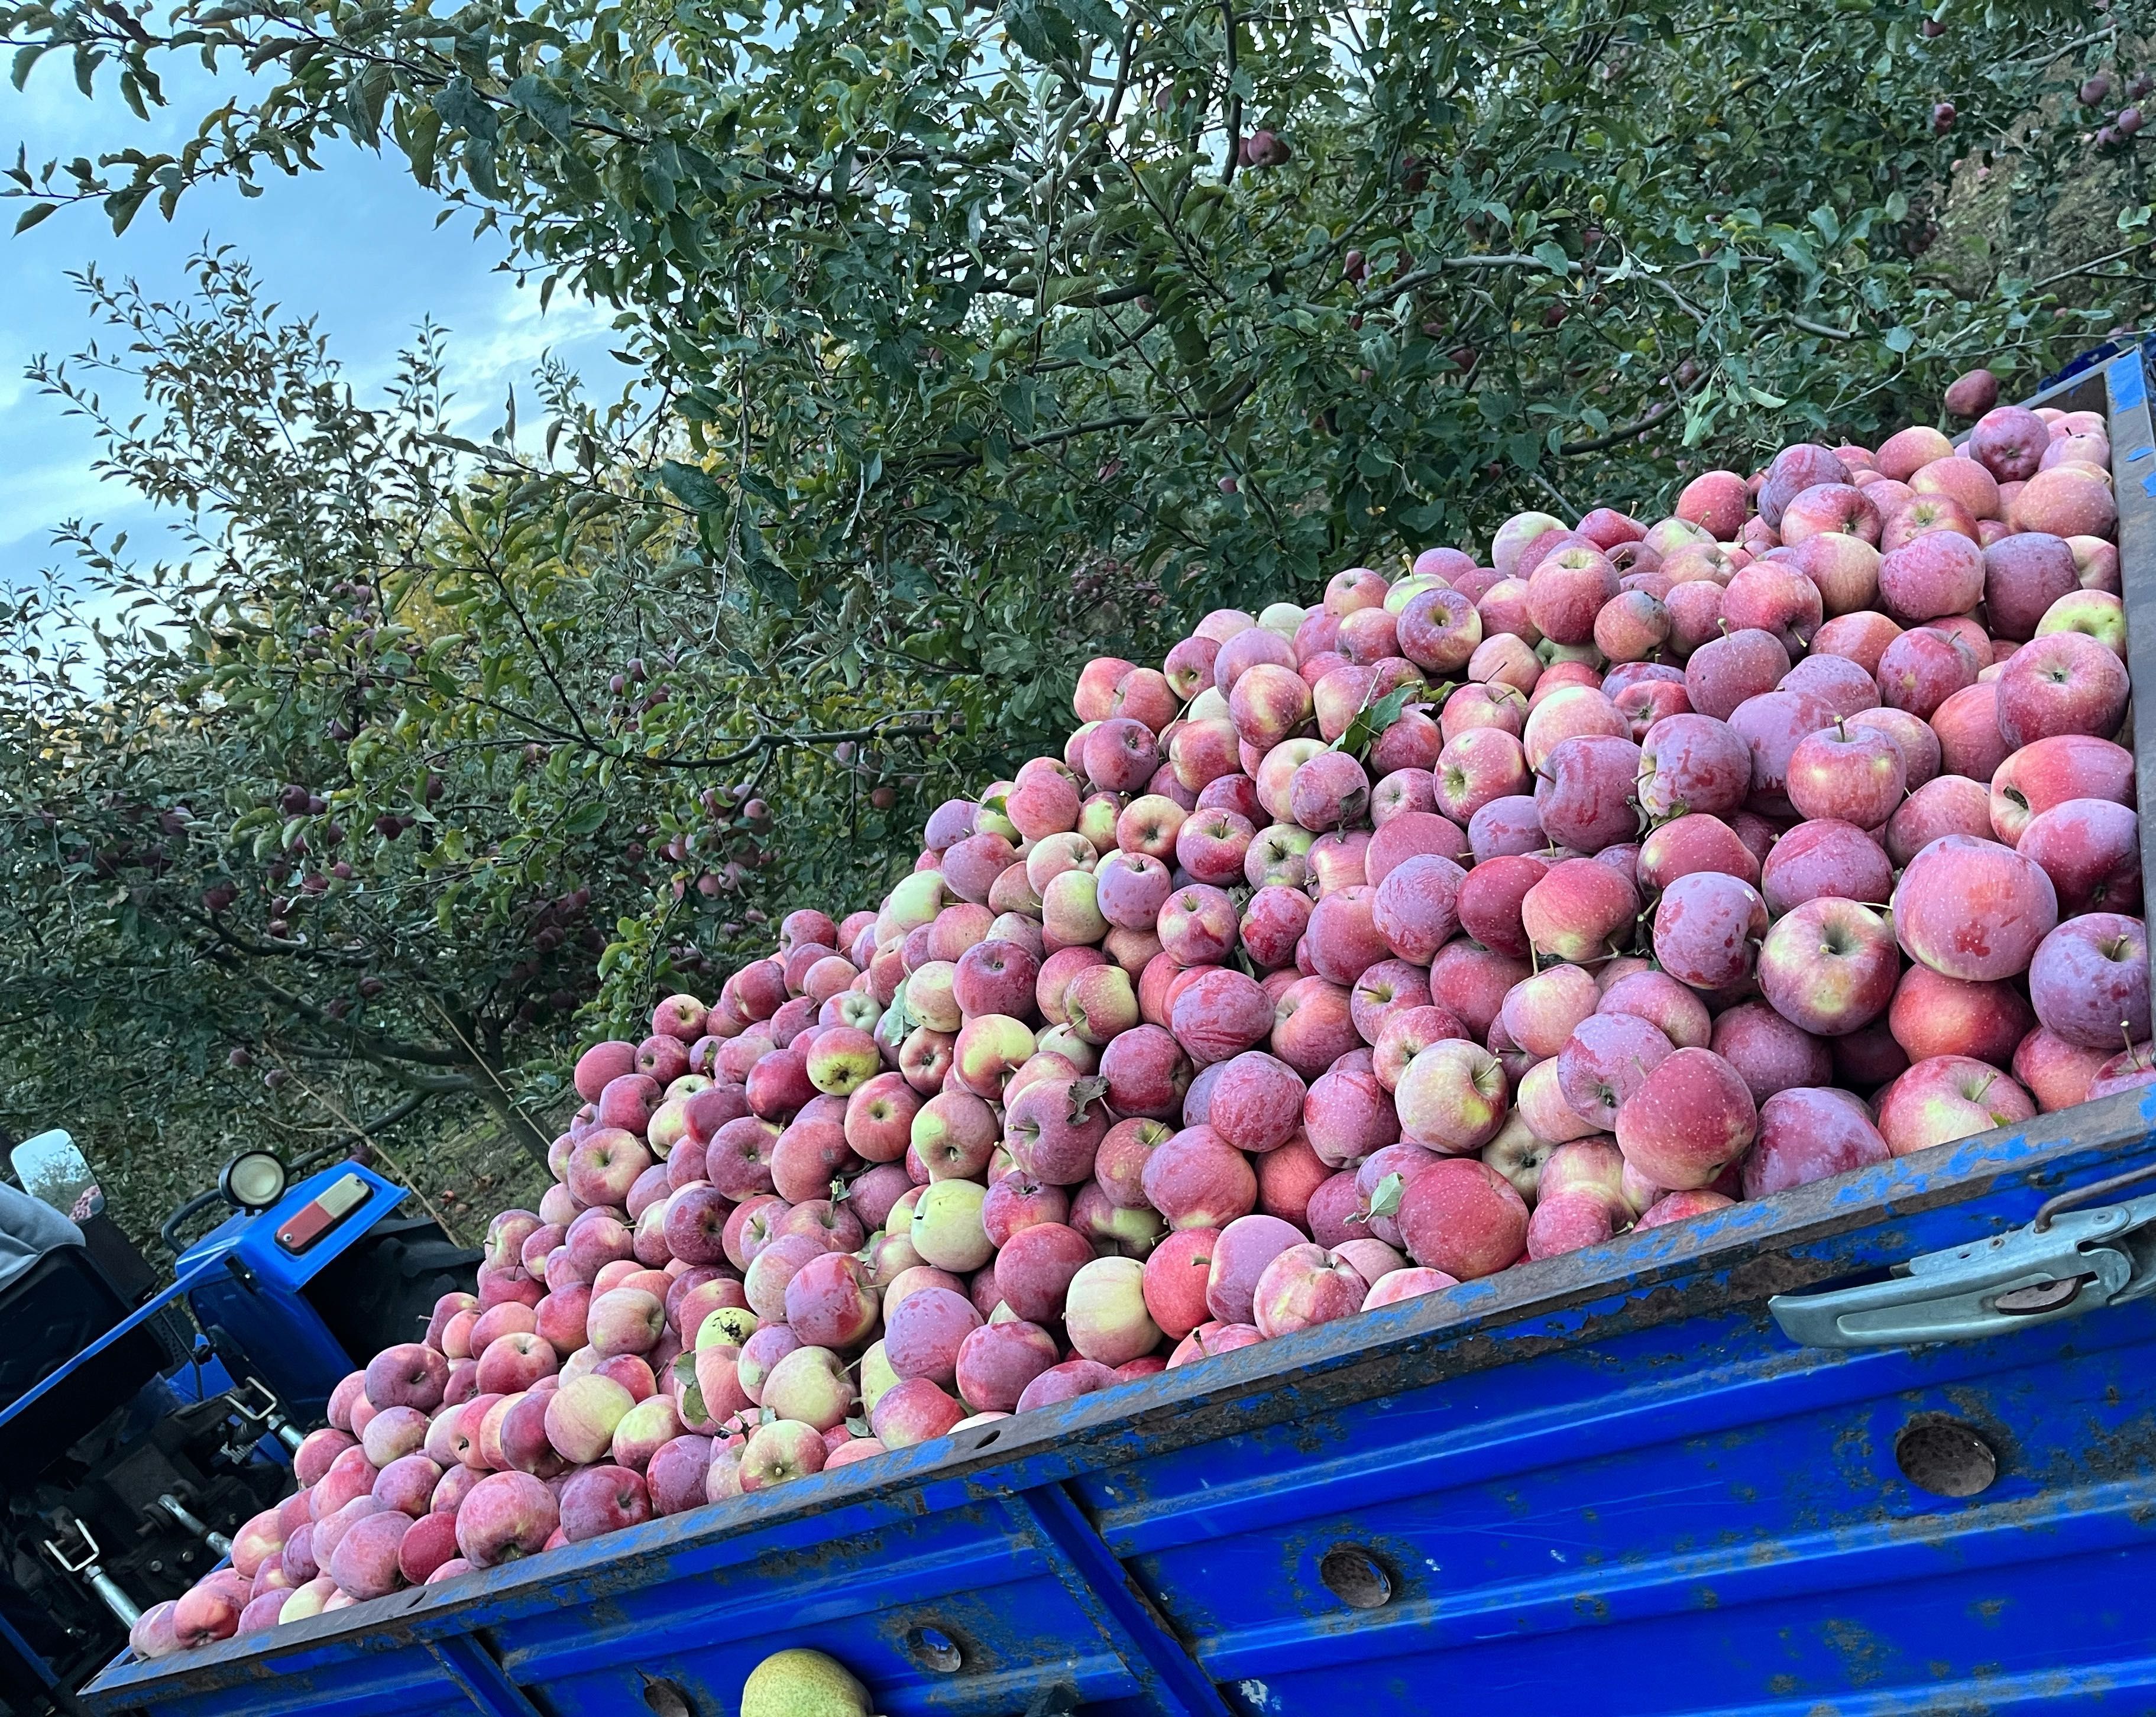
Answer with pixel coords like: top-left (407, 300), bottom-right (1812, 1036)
top-left (0, 254), bottom-right (1071, 1240)
top-left (3, 0), bottom-right (2151, 1236)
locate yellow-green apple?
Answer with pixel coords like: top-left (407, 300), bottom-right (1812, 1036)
top-left (1063, 1256), bottom-right (1162, 1364)
top-left (952, 1014), bottom-right (1035, 1097)
top-left (1876, 1054), bottom-right (2036, 1154)
top-left (736, 1324), bottom-right (802, 1404)
top-left (739, 1418), bottom-right (827, 1488)
top-left (760, 1346), bottom-right (856, 1432)
top-left (1066, 964), bottom-right (1138, 1045)
top-left (909, 1178), bottom-right (993, 1272)
top-left (610, 1395), bottom-right (682, 1470)
top-left (1394, 1039), bottom-right (1507, 1154)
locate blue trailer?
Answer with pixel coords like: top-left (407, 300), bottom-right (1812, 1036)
top-left (57, 341), bottom-right (2156, 1717)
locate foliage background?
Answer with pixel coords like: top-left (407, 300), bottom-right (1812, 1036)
top-left (2, 0), bottom-right (2152, 1246)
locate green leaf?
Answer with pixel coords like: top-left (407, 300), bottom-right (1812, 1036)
top-left (12, 202), bottom-right (56, 234)
top-left (1367, 1171), bottom-right (1404, 1220)
top-left (658, 459), bottom-right (724, 514)
top-left (403, 102), bottom-right (441, 184)
top-left (1066, 1075), bottom-right (1110, 1123)
top-left (1333, 682), bottom-right (1419, 760)
top-left (505, 74), bottom-right (574, 142)
top-left (348, 63), bottom-right (390, 147)
top-left (1882, 326), bottom-right (1915, 354)
top-left (433, 76), bottom-right (499, 145)
top-left (1060, 0), bottom-right (1121, 39)
top-left (1003, 0), bottom-right (1079, 62)
top-left (103, 183), bottom-right (150, 235)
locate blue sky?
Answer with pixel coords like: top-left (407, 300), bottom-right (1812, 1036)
top-left (1, 59), bottom-right (621, 591)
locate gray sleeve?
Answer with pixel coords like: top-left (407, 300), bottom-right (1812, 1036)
top-left (0, 1183), bottom-right (84, 1294)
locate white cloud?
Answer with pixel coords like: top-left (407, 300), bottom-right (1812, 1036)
top-left (0, 60), bottom-right (637, 583)
top-left (0, 457), bottom-right (137, 548)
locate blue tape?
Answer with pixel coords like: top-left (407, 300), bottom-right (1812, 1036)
top-left (2130, 445), bottom-right (2154, 461)
top-left (2111, 352), bottom-right (2148, 410)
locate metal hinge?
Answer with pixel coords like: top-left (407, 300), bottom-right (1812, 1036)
top-left (43, 1515), bottom-right (141, 1627)
top-left (1770, 1170), bottom-right (2156, 1350)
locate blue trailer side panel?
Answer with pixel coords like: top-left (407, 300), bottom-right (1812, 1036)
top-left (1100, 1303), bottom-right (2156, 1715)
top-left (83, 1084), bottom-right (2156, 1717)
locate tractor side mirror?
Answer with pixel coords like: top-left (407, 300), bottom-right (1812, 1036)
top-left (11, 1129), bottom-right (105, 1222)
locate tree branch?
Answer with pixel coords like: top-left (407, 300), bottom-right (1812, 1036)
top-left (1559, 395), bottom-right (1681, 456)
top-left (1385, 254), bottom-right (1584, 297)
top-left (1786, 313), bottom-right (1856, 341)
top-left (1219, 0), bottom-right (1242, 186)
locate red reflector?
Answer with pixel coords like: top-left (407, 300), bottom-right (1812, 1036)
top-left (276, 1173), bottom-right (370, 1253)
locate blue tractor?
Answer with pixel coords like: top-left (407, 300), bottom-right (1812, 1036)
top-left (0, 1132), bottom-right (475, 1714)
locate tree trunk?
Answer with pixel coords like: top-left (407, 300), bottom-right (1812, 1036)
top-left (471, 1073), bottom-right (556, 1165)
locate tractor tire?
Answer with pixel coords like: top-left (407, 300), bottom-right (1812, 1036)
top-left (302, 1214), bottom-right (481, 1365)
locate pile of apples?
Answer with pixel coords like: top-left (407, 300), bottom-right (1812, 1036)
top-left (133, 382), bottom-right (2152, 1658)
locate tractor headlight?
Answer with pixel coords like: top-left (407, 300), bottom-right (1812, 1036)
top-left (219, 1150), bottom-right (289, 1213)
